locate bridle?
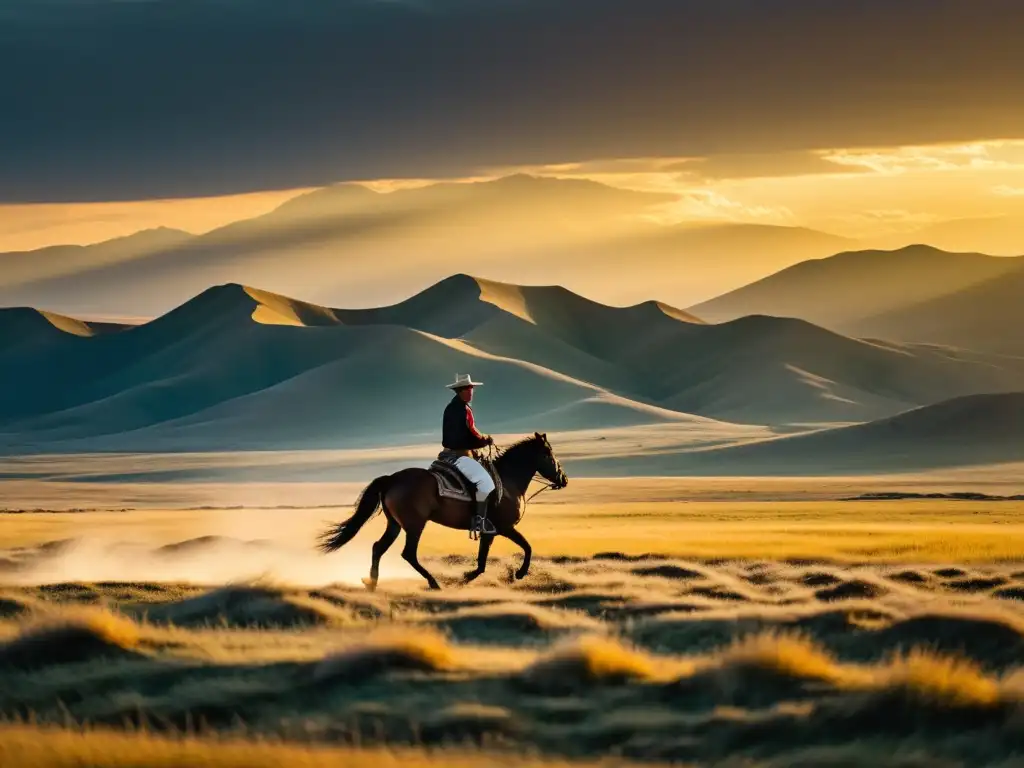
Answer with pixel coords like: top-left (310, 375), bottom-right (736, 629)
top-left (486, 439), bottom-right (565, 514)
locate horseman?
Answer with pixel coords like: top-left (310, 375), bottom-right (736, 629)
top-left (441, 373), bottom-right (496, 536)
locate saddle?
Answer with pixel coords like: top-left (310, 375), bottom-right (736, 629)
top-left (429, 450), bottom-right (503, 505)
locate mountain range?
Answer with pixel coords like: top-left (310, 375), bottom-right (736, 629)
top-left (1, 174), bottom-right (1021, 474)
top-left (0, 275), bottom-right (1021, 471)
top-left (691, 244), bottom-right (1024, 355)
top-left (0, 175), bottom-right (853, 315)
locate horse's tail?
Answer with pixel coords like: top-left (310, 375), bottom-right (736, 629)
top-left (318, 475), bottom-right (391, 553)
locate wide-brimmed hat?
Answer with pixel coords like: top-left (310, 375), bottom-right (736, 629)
top-left (446, 373), bottom-right (483, 390)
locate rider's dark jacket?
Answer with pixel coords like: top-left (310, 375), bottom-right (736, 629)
top-left (442, 395), bottom-right (490, 455)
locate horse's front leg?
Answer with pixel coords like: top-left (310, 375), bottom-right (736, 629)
top-left (463, 533), bottom-right (495, 582)
top-left (502, 527), bottom-right (532, 580)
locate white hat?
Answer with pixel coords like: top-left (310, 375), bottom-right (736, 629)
top-left (446, 373), bottom-right (483, 389)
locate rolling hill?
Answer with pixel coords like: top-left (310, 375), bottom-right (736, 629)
top-left (571, 391), bottom-right (1024, 476)
top-left (850, 261), bottom-right (1024, 355)
top-left (0, 283), bottom-right (713, 453)
top-left (0, 307), bottom-right (130, 350)
top-left (690, 245), bottom-right (1024, 353)
top-left (1, 276), bottom-right (1024, 454)
top-left (326, 275), bottom-right (1024, 425)
top-left (0, 175), bottom-right (854, 316)
top-left (689, 244), bottom-right (1022, 326)
top-left (875, 215), bottom-right (1024, 257)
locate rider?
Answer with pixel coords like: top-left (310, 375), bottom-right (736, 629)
top-left (442, 373), bottom-right (496, 535)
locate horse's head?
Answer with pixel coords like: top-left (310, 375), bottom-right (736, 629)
top-left (533, 432), bottom-right (568, 489)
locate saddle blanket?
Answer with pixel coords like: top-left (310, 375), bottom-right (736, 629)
top-left (429, 453), bottom-right (503, 504)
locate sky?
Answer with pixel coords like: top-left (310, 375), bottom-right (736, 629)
top-left (1, 0), bottom-right (1023, 254)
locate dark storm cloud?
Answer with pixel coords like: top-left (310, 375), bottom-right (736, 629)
top-left (2, 0), bottom-right (1023, 202)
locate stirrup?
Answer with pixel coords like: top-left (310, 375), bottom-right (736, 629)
top-left (469, 515), bottom-right (496, 540)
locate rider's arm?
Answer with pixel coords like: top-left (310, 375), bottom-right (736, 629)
top-left (465, 406), bottom-right (492, 447)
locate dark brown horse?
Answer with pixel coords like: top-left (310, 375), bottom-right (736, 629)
top-left (318, 433), bottom-right (568, 590)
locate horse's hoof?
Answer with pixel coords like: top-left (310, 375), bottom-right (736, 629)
top-left (463, 569), bottom-right (482, 583)
top-left (361, 577), bottom-right (378, 592)
top-left (515, 568), bottom-right (529, 581)
top-left (427, 582), bottom-right (442, 591)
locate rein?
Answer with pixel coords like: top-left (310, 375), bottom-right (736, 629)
top-left (525, 480), bottom-right (558, 504)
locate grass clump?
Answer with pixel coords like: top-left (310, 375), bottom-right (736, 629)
top-left (143, 585), bottom-right (354, 629)
top-left (714, 631), bottom-right (852, 685)
top-left (313, 627), bottom-right (458, 683)
top-left (869, 650), bottom-right (1006, 709)
top-left (0, 607), bottom-right (142, 670)
top-left (518, 635), bottom-right (666, 693)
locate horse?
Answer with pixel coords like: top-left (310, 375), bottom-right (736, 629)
top-left (318, 432), bottom-right (568, 590)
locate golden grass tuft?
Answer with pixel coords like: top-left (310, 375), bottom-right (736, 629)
top-left (142, 584), bottom-right (360, 629)
top-left (68, 607), bottom-right (141, 647)
top-left (518, 635), bottom-right (669, 692)
top-left (714, 631), bottom-right (853, 685)
top-left (869, 650), bottom-right (1006, 709)
top-left (0, 723), bottom-right (648, 768)
top-left (0, 607), bottom-right (142, 669)
top-left (313, 626), bottom-right (459, 683)
top-left (705, 632), bottom-right (1012, 709)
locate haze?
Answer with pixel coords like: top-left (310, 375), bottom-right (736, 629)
top-left (1, 0), bottom-right (1023, 310)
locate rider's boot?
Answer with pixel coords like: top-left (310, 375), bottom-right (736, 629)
top-left (472, 495), bottom-right (497, 537)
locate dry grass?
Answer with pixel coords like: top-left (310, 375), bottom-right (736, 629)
top-left (0, 724), bottom-right (653, 768)
top-left (142, 584), bottom-right (360, 629)
top-left (5, 543), bottom-right (1024, 765)
top-left (312, 626), bottom-right (460, 682)
top-left (5, 498), bottom-right (1024, 566)
top-left (869, 650), bottom-right (1007, 709)
top-left (693, 630), bottom-right (1016, 708)
top-left (712, 631), bottom-right (856, 686)
top-left (519, 635), bottom-right (671, 692)
top-left (0, 607), bottom-right (143, 669)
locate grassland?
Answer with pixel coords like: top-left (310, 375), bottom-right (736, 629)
top-left (3, 532), bottom-right (1024, 764)
top-left (3, 494), bottom-right (1024, 567)
top-left (0, 724), bottom-right (657, 768)
top-left (3, 479), bottom-right (1024, 766)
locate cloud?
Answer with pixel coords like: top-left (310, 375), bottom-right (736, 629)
top-left (2, 0), bottom-right (1024, 202)
top-left (992, 185), bottom-right (1024, 197)
top-left (665, 152), bottom-right (865, 181)
top-left (822, 142), bottom-right (1024, 175)
top-left (647, 190), bottom-right (796, 226)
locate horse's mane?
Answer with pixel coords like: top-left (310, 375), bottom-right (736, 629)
top-left (494, 435), bottom-right (542, 466)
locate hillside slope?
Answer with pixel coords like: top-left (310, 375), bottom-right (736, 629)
top-left (0, 284), bottom-right (709, 452)
top-left (689, 245), bottom-right (1023, 334)
top-left (572, 392), bottom-right (1024, 476)
top-left (318, 275), bottom-right (1024, 424)
top-left (850, 262), bottom-right (1024, 355)
top-left (2, 277), bottom-right (1024, 453)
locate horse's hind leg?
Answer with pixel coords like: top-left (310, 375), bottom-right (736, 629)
top-left (363, 513), bottom-right (401, 592)
top-left (502, 527), bottom-right (533, 580)
top-left (463, 534), bottom-right (495, 583)
top-left (401, 524), bottom-right (441, 590)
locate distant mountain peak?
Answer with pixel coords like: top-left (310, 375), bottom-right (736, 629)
top-left (0, 306), bottom-right (130, 338)
top-left (641, 300), bottom-right (706, 324)
top-left (822, 242), bottom-right (990, 264)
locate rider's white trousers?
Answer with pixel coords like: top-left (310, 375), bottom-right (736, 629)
top-left (454, 456), bottom-right (495, 501)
